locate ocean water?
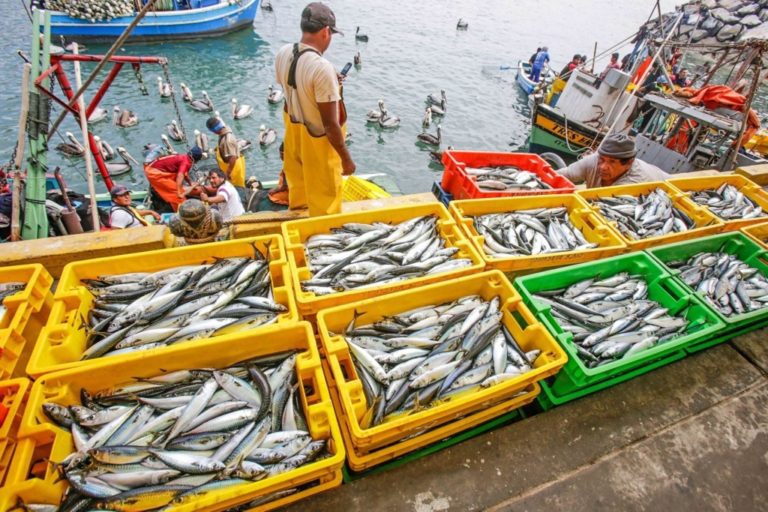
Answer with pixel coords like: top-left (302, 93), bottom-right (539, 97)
top-left (0, 0), bottom-right (678, 195)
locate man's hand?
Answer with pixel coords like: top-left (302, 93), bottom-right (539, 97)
top-left (342, 157), bottom-right (356, 176)
top-left (200, 192), bottom-right (209, 202)
top-left (151, 212), bottom-right (162, 221)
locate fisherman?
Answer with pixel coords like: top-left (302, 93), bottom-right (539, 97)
top-left (168, 198), bottom-right (226, 245)
top-left (275, 2), bottom-right (356, 216)
top-left (243, 143), bottom-right (289, 212)
top-left (673, 68), bottom-right (691, 87)
top-left (206, 117), bottom-right (246, 188)
top-left (530, 46), bottom-right (550, 82)
top-left (599, 52), bottom-right (622, 80)
top-left (108, 185), bottom-right (161, 229)
top-left (143, 146), bottom-right (204, 213)
top-left (528, 47), bottom-right (542, 66)
top-left (557, 134), bottom-right (669, 188)
top-left (267, 142), bottom-right (290, 207)
top-left (559, 54), bottom-right (581, 79)
top-left (200, 168), bottom-right (245, 222)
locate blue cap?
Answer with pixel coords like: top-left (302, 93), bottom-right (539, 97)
top-left (189, 146), bottom-right (203, 161)
top-left (110, 185), bottom-right (131, 198)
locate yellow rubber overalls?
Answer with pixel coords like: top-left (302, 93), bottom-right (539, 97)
top-left (282, 44), bottom-right (346, 217)
top-left (215, 134), bottom-right (246, 188)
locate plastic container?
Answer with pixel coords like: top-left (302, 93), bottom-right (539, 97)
top-left (578, 181), bottom-right (723, 251)
top-left (646, 232), bottom-right (768, 329)
top-left (342, 175), bottom-right (391, 201)
top-left (449, 194), bottom-right (627, 273)
top-left (8, 322), bottom-right (344, 512)
top-left (515, 252), bottom-right (725, 405)
top-left (0, 378), bottom-right (30, 488)
top-left (440, 150), bottom-right (575, 200)
top-left (316, 271), bottom-right (565, 469)
top-left (667, 174), bottom-right (768, 230)
top-left (27, 236), bottom-right (297, 378)
top-left (741, 221), bottom-right (768, 250)
top-left (431, 181), bottom-right (453, 206)
top-left (282, 202), bottom-right (484, 318)
top-left (0, 265), bottom-right (53, 380)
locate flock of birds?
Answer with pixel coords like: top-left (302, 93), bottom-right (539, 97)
top-left (55, 79), bottom-right (284, 177)
top-left (55, 17), bottom-right (469, 176)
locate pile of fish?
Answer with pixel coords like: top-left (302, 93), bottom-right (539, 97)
top-left (339, 295), bottom-right (539, 427)
top-left (471, 207), bottom-right (598, 257)
top-left (80, 249), bottom-right (286, 360)
top-left (0, 281), bottom-right (24, 324)
top-left (464, 166), bottom-right (553, 192)
top-left (47, 0), bottom-right (134, 22)
top-left (40, 353), bottom-right (328, 511)
top-left (533, 273), bottom-right (689, 367)
top-left (590, 189), bottom-right (697, 241)
top-left (670, 251), bottom-right (768, 317)
top-left (687, 184), bottom-right (767, 221)
top-left (301, 215), bottom-right (473, 295)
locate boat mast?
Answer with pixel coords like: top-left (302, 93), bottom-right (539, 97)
top-left (726, 41), bottom-right (765, 171)
top-left (22, 8), bottom-right (51, 240)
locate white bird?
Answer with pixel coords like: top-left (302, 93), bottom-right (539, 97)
top-left (354, 51), bottom-right (361, 66)
top-left (160, 134), bottom-right (177, 155)
top-left (194, 129), bottom-right (209, 154)
top-left (106, 147), bottom-right (140, 177)
top-left (113, 106), bottom-right (138, 127)
top-left (56, 132), bottom-right (85, 157)
top-left (417, 124), bottom-right (442, 147)
top-left (366, 99), bottom-right (385, 123)
top-left (457, 18), bottom-right (468, 29)
top-left (238, 138), bottom-right (253, 152)
top-left (87, 107), bottom-right (108, 124)
top-left (167, 120), bottom-right (185, 141)
top-left (189, 90), bottom-right (214, 112)
top-left (427, 89), bottom-right (447, 107)
top-left (267, 85), bottom-right (283, 104)
top-left (422, 107), bottom-right (432, 129)
top-left (156, 76), bottom-right (171, 98)
top-left (180, 83), bottom-right (193, 102)
top-left (258, 125), bottom-right (277, 146)
top-left (429, 100), bottom-right (446, 116)
top-left (93, 135), bottom-right (115, 161)
top-left (231, 98), bottom-right (254, 120)
top-left (355, 26), bottom-right (369, 42)
top-left (378, 108), bottom-right (400, 128)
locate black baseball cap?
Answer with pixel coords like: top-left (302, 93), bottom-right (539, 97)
top-left (301, 2), bottom-right (343, 35)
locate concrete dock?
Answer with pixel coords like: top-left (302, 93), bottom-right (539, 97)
top-left (288, 330), bottom-right (768, 511)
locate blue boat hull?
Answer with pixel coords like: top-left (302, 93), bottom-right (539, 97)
top-left (516, 60), bottom-right (555, 95)
top-left (49, 0), bottom-right (259, 42)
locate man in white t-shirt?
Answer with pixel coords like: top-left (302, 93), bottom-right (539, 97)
top-left (275, 2), bottom-right (356, 216)
top-left (109, 185), bottom-right (161, 229)
top-left (200, 169), bottom-right (245, 222)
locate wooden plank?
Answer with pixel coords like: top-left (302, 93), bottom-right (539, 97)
top-left (0, 226), bottom-right (169, 278)
top-left (735, 164), bottom-right (768, 186)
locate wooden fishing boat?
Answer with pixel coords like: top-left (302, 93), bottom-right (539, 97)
top-left (515, 60), bottom-right (555, 95)
top-left (48, 0), bottom-right (260, 42)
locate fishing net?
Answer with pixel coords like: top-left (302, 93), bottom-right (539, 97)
top-left (45, 0), bottom-right (134, 22)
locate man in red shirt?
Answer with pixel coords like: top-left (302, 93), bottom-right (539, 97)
top-left (144, 146), bottom-right (203, 212)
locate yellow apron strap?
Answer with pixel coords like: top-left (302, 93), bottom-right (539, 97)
top-left (129, 207), bottom-right (150, 226)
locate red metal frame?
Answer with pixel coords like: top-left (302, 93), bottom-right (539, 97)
top-left (34, 54), bottom-right (167, 191)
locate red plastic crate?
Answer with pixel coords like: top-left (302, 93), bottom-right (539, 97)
top-left (440, 150), bottom-right (575, 200)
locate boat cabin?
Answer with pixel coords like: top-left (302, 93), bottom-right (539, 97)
top-left (632, 93), bottom-right (766, 174)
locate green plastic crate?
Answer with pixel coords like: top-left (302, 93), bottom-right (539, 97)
top-left (515, 252), bottom-right (726, 402)
top-left (646, 232), bottom-right (768, 329)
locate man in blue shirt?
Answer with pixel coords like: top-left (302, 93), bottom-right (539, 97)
top-left (530, 46), bottom-right (550, 82)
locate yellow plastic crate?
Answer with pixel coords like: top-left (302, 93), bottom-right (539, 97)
top-left (0, 378), bottom-right (29, 488)
top-left (667, 174), bottom-right (768, 230)
top-left (0, 265), bottom-right (53, 380)
top-left (578, 181), bottom-right (723, 251)
top-left (282, 202), bottom-right (485, 318)
top-left (27, 236), bottom-right (298, 378)
top-left (316, 271), bottom-right (566, 463)
top-left (9, 322), bottom-right (344, 512)
top-left (449, 194), bottom-right (627, 274)
top-left (741, 221), bottom-right (768, 250)
top-left (342, 176), bottom-right (391, 201)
